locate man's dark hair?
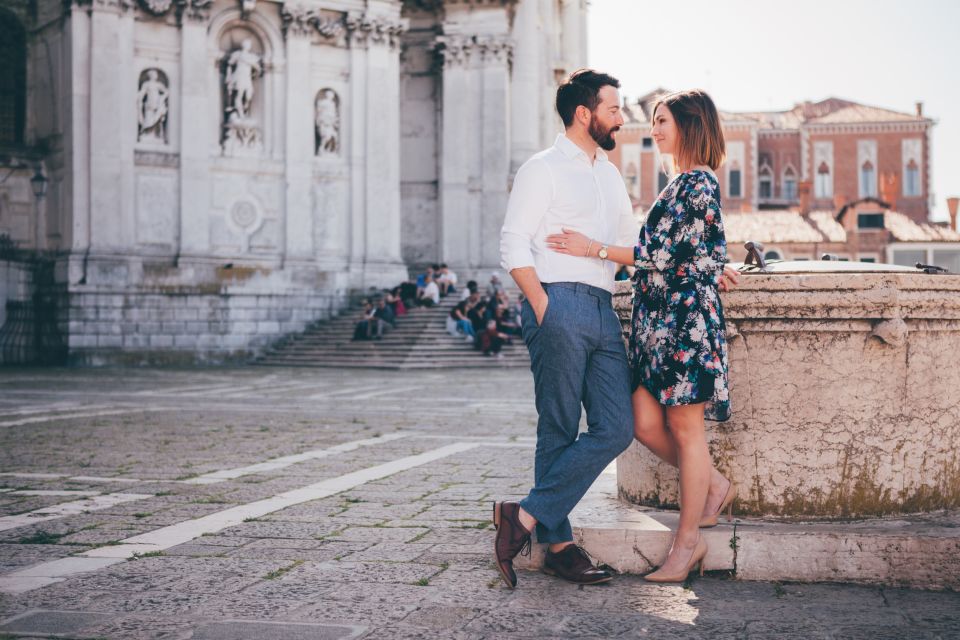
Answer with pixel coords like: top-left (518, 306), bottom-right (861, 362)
top-left (556, 69), bottom-right (620, 127)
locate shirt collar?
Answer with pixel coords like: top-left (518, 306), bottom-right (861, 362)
top-left (554, 134), bottom-right (607, 164)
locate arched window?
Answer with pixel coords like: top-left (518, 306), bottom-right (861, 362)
top-left (758, 165), bottom-right (773, 200)
top-left (657, 170), bottom-right (669, 193)
top-left (904, 159), bottom-right (920, 197)
top-left (815, 161), bottom-right (832, 199)
top-left (764, 249), bottom-right (783, 261)
top-left (783, 166), bottom-right (797, 201)
top-left (860, 160), bottom-right (877, 198)
top-left (0, 10), bottom-right (26, 147)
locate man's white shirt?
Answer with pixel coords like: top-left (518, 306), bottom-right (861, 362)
top-left (500, 134), bottom-right (639, 293)
top-left (423, 281), bottom-right (440, 304)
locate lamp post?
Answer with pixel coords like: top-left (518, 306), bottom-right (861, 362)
top-left (30, 166), bottom-right (47, 199)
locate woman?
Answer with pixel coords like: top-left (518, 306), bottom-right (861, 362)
top-left (546, 89), bottom-right (736, 583)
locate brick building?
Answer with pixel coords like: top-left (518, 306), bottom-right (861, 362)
top-left (609, 92), bottom-right (935, 223)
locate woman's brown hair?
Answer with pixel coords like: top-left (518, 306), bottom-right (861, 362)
top-left (653, 89), bottom-right (725, 172)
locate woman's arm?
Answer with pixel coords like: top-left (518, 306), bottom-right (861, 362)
top-left (544, 229), bottom-right (634, 266)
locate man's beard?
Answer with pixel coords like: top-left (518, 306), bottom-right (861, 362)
top-left (590, 118), bottom-right (620, 151)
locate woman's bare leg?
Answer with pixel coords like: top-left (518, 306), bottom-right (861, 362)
top-left (632, 386), bottom-right (728, 514)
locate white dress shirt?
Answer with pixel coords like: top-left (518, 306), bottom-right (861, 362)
top-left (500, 134), bottom-right (639, 293)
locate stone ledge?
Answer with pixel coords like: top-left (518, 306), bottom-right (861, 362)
top-left (515, 466), bottom-right (960, 590)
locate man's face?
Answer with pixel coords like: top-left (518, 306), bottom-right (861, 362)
top-left (588, 85), bottom-right (624, 151)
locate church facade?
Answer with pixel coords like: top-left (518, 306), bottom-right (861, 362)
top-left (0, 0), bottom-right (586, 364)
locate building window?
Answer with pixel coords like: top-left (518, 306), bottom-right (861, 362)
top-left (728, 161), bottom-right (742, 198)
top-left (860, 160), bottom-right (877, 198)
top-left (642, 137), bottom-right (653, 148)
top-left (783, 167), bottom-right (797, 201)
top-left (764, 249), bottom-right (783, 261)
top-left (815, 161), bottom-right (832, 199)
top-left (657, 170), bottom-right (669, 193)
top-left (625, 163), bottom-right (638, 192)
top-left (759, 166), bottom-right (772, 199)
top-left (931, 249), bottom-right (960, 273)
top-left (891, 249), bottom-right (924, 267)
top-left (0, 10), bottom-right (27, 147)
top-left (904, 159), bottom-right (920, 197)
top-left (860, 257), bottom-right (876, 263)
top-left (857, 212), bottom-right (884, 229)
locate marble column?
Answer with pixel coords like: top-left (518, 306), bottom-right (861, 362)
top-left (177, 1), bottom-right (213, 259)
top-left (560, 0), bottom-right (583, 75)
top-left (280, 6), bottom-right (314, 265)
top-left (510, 0), bottom-right (541, 174)
top-left (346, 11), bottom-right (407, 286)
top-left (436, 33), bottom-right (475, 269)
top-left (87, 0), bottom-right (135, 253)
top-left (478, 36), bottom-right (512, 268)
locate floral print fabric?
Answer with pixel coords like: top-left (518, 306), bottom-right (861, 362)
top-left (628, 169), bottom-right (730, 421)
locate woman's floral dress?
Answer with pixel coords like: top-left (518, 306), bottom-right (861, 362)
top-left (628, 169), bottom-right (731, 421)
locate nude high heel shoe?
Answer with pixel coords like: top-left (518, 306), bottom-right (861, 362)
top-left (644, 535), bottom-right (708, 583)
top-left (700, 480), bottom-right (737, 528)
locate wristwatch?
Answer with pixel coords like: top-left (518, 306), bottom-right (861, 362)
top-left (598, 245), bottom-right (609, 260)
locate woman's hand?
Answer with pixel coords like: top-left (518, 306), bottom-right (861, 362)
top-left (718, 265), bottom-right (740, 292)
top-left (545, 228), bottom-right (593, 257)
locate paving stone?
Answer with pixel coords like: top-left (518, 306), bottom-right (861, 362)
top-left (0, 609), bottom-right (112, 636)
top-left (192, 619), bottom-right (365, 640)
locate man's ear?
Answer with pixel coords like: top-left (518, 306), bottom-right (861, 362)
top-left (575, 104), bottom-right (591, 127)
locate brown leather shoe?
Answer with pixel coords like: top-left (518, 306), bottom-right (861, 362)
top-left (492, 501), bottom-right (531, 588)
top-left (542, 544), bottom-right (613, 585)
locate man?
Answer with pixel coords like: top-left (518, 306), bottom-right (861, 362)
top-left (437, 263), bottom-right (458, 297)
top-left (419, 275), bottom-right (440, 307)
top-left (494, 69), bottom-right (638, 588)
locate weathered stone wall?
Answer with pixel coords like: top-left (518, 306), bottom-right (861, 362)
top-left (60, 259), bottom-right (347, 366)
top-left (615, 272), bottom-right (960, 518)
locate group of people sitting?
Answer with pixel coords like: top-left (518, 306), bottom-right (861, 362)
top-left (352, 265), bottom-right (519, 358)
top-left (444, 273), bottom-right (520, 358)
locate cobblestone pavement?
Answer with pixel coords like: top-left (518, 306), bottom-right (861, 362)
top-left (0, 366), bottom-right (958, 639)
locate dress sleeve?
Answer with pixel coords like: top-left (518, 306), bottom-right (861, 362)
top-left (637, 173), bottom-right (718, 272)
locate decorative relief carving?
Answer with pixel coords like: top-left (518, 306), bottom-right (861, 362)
top-left (175, 0), bottom-right (213, 23)
top-left (476, 35), bottom-right (512, 64)
top-left (314, 89), bottom-right (340, 156)
top-left (137, 69), bottom-right (169, 144)
top-left (434, 34), bottom-right (511, 68)
top-left (137, 0), bottom-right (173, 15)
top-left (281, 4), bottom-right (345, 39)
top-left (345, 12), bottom-right (407, 49)
top-left (226, 199), bottom-right (264, 253)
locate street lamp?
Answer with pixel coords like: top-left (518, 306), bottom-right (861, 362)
top-left (30, 167), bottom-right (47, 199)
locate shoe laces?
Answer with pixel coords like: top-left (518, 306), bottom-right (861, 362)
top-left (519, 536), bottom-right (531, 558)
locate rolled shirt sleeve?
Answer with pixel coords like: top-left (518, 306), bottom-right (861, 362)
top-left (500, 157), bottom-right (553, 273)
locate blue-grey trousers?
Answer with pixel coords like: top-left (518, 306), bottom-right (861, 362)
top-left (518, 281), bottom-right (635, 544)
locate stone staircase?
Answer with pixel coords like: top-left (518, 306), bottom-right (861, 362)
top-left (255, 294), bottom-right (530, 369)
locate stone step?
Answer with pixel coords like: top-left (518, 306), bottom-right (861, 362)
top-left (514, 466), bottom-right (960, 590)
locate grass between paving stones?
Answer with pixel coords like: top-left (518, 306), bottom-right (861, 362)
top-left (14, 530), bottom-right (69, 545)
top-left (264, 559), bottom-right (304, 580)
top-left (129, 550), bottom-right (165, 561)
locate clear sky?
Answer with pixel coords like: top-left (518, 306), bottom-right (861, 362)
top-left (588, 0), bottom-right (960, 221)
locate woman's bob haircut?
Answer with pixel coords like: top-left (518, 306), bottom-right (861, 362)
top-left (653, 89), bottom-right (725, 172)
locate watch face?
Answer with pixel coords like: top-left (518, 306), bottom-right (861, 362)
top-left (599, 247), bottom-right (608, 259)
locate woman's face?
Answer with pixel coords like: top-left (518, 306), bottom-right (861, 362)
top-left (651, 104), bottom-right (678, 156)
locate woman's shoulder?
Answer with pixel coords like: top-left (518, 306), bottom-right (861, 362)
top-left (678, 169), bottom-right (719, 197)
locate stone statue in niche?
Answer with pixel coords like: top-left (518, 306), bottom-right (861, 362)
top-left (222, 38), bottom-right (263, 154)
top-left (136, 69), bottom-right (169, 143)
top-left (315, 89), bottom-right (340, 155)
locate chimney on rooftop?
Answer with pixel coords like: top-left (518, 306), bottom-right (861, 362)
top-left (916, 102), bottom-right (924, 117)
top-left (948, 197), bottom-right (959, 232)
